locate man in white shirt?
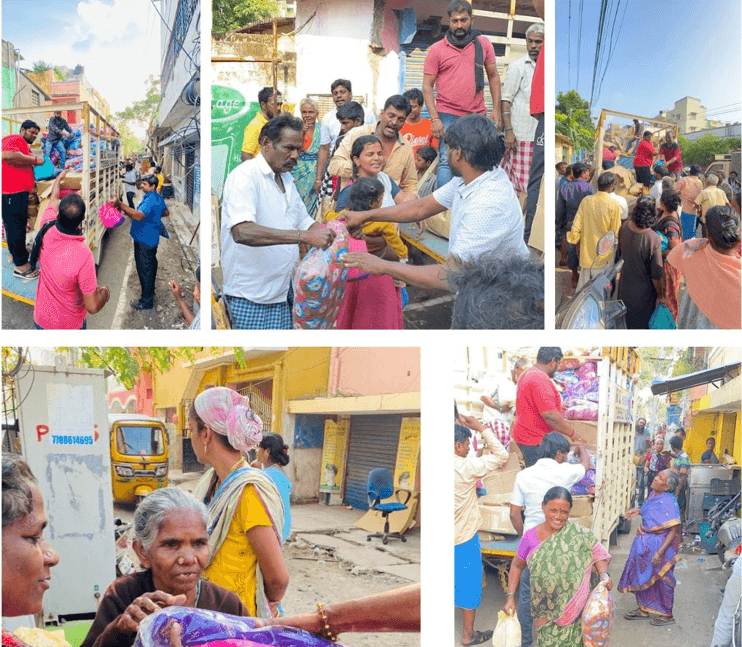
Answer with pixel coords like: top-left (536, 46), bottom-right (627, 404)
top-left (607, 176), bottom-right (629, 221)
top-left (500, 22), bottom-right (542, 195)
top-left (509, 433), bottom-right (591, 647)
top-left (315, 79), bottom-right (375, 196)
top-left (220, 114), bottom-right (336, 329)
top-left (121, 163), bottom-right (137, 208)
top-left (455, 421), bottom-right (508, 647)
top-left (342, 114), bottom-right (529, 288)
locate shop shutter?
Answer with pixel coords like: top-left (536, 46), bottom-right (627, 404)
top-left (343, 414), bottom-right (402, 510)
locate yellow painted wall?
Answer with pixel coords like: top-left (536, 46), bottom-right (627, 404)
top-left (686, 412), bottom-right (720, 463)
top-left (152, 349), bottom-right (211, 410)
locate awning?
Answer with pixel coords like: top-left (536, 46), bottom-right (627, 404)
top-left (158, 122), bottom-right (200, 148)
top-left (650, 362), bottom-right (741, 396)
top-left (288, 392), bottom-right (420, 415)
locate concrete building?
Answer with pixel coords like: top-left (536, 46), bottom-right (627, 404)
top-left (211, 0), bottom-right (541, 195)
top-left (150, 348), bottom-right (421, 512)
top-left (681, 122), bottom-right (742, 142)
top-left (2, 40), bottom-right (52, 133)
top-left (152, 0), bottom-right (200, 215)
top-left (657, 96), bottom-right (725, 135)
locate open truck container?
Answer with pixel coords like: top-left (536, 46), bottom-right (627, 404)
top-left (2, 102), bottom-right (121, 305)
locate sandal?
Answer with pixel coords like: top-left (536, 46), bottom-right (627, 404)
top-left (13, 266), bottom-right (40, 280)
top-left (650, 617), bottom-right (675, 626)
top-left (624, 609), bottom-right (649, 620)
top-left (462, 629), bottom-right (493, 646)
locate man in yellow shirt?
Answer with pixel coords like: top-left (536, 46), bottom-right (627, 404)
top-left (241, 87), bottom-right (282, 162)
top-left (695, 173), bottom-right (730, 235)
top-left (566, 171), bottom-right (622, 290)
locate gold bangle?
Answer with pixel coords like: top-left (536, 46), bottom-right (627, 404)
top-left (316, 603), bottom-right (338, 642)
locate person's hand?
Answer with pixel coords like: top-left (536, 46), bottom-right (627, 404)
top-left (457, 414), bottom-right (482, 431)
top-left (490, 108), bottom-right (503, 131)
top-left (167, 620), bottom-right (183, 647)
top-left (503, 596), bottom-right (516, 616)
top-left (342, 252), bottom-right (387, 275)
top-left (431, 118), bottom-right (445, 139)
top-left (301, 227), bottom-right (336, 249)
top-left (504, 129), bottom-right (517, 151)
top-left (644, 465), bottom-right (649, 473)
top-left (168, 280), bottom-right (182, 299)
top-left (625, 508), bottom-right (640, 519)
top-left (501, 402), bottom-right (512, 413)
top-left (268, 600), bottom-right (281, 617)
top-left (57, 169), bottom-right (68, 180)
top-left (114, 591), bottom-right (186, 634)
top-left (600, 573), bottom-right (613, 590)
top-left (313, 179), bottom-right (322, 194)
top-left (572, 433), bottom-right (586, 444)
top-left (110, 196), bottom-right (122, 210)
top-left (99, 286), bottom-right (110, 303)
top-left (254, 613), bottom-right (322, 635)
top-left (651, 552), bottom-right (663, 567)
top-left (343, 210), bottom-right (368, 235)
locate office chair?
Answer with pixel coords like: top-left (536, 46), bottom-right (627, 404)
top-left (366, 468), bottom-right (412, 545)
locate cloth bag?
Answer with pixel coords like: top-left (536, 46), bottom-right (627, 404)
top-left (99, 203), bottom-right (125, 228)
top-left (581, 581), bottom-right (613, 647)
top-left (648, 303), bottom-right (676, 329)
top-left (292, 219), bottom-right (349, 329)
top-left (491, 610), bottom-right (520, 647)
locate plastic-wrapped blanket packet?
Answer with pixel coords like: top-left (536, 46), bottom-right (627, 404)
top-left (134, 607), bottom-right (341, 647)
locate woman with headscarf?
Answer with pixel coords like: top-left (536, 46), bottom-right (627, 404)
top-left (190, 387), bottom-right (288, 618)
top-left (667, 205), bottom-right (741, 329)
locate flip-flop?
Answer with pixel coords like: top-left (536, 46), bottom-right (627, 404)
top-left (462, 629), bottom-right (493, 646)
top-left (13, 266), bottom-right (40, 280)
top-left (650, 617), bottom-right (675, 626)
top-left (624, 610), bottom-right (649, 620)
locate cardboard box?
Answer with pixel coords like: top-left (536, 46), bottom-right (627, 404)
top-left (573, 421), bottom-right (598, 449)
top-left (571, 515), bottom-right (594, 530)
top-left (480, 492), bottom-right (511, 506)
top-left (479, 504), bottom-right (516, 534)
top-left (570, 495), bottom-right (593, 518)
top-left (480, 451), bottom-right (521, 497)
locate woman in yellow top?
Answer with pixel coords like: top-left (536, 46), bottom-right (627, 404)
top-left (190, 387), bottom-right (288, 618)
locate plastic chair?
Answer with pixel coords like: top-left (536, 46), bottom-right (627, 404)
top-left (366, 468), bottom-right (412, 545)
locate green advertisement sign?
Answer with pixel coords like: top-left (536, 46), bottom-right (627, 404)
top-left (211, 85), bottom-right (259, 198)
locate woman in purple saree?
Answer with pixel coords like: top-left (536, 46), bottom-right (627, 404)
top-left (618, 469), bottom-right (681, 626)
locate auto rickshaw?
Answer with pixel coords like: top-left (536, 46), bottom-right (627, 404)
top-left (109, 414), bottom-right (168, 502)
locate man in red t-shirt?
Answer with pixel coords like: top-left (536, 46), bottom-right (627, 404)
top-left (423, 0), bottom-right (501, 188)
top-left (632, 131), bottom-right (658, 188)
top-left (658, 131), bottom-right (683, 176)
top-left (512, 347), bottom-right (584, 466)
top-left (400, 88), bottom-right (438, 155)
top-left (2, 120), bottom-right (43, 279)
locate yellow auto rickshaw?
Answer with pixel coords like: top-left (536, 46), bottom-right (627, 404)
top-left (109, 414), bottom-right (168, 502)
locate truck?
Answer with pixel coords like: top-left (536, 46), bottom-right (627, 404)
top-left (2, 102), bottom-right (121, 305)
top-left (704, 149), bottom-right (741, 180)
top-left (455, 347), bottom-right (639, 579)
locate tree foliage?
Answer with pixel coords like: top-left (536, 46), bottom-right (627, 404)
top-left (213, 0), bottom-right (279, 33)
top-left (115, 76), bottom-right (161, 127)
top-left (116, 122), bottom-right (144, 156)
top-left (677, 134), bottom-right (741, 168)
top-left (556, 90), bottom-right (595, 152)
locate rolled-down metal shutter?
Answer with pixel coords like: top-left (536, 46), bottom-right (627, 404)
top-left (343, 415), bottom-right (402, 510)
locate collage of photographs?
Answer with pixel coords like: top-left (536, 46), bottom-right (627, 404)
top-left (0, 1), bottom-right (740, 647)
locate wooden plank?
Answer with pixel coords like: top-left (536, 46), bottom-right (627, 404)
top-left (473, 10), bottom-right (542, 22)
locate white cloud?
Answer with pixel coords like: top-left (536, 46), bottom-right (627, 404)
top-left (29, 0), bottom-right (161, 115)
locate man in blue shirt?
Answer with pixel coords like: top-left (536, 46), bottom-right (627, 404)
top-left (111, 174), bottom-right (169, 309)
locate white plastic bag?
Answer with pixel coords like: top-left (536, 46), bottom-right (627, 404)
top-left (581, 581), bottom-right (613, 647)
top-left (491, 610), bottom-right (521, 647)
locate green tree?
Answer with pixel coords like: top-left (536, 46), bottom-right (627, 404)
top-left (115, 76), bottom-right (161, 128)
top-left (677, 134), bottom-right (741, 167)
top-left (556, 90), bottom-right (594, 133)
top-left (32, 61), bottom-right (52, 74)
top-left (115, 122), bottom-right (144, 157)
top-left (213, 0), bottom-right (279, 33)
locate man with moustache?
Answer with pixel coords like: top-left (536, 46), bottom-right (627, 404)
top-left (2, 120), bottom-right (43, 280)
top-left (221, 114), bottom-right (336, 329)
top-left (500, 22), bottom-right (544, 195)
top-left (423, 0), bottom-right (502, 188)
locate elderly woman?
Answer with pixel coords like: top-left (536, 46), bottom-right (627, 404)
top-left (503, 487), bottom-right (612, 647)
top-left (2, 455), bottom-right (60, 645)
top-left (191, 387), bottom-right (288, 618)
top-left (80, 488), bottom-right (246, 647)
top-left (667, 205), bottom-right (741, 329)
top-left (619, 469), bottom-right (681, 626)
top-left (291, 97), bottom-right (322, 215)
top-left (654, 189), bottom-right (683, 321)
top-left (617, 196), bottom-right (665, 329)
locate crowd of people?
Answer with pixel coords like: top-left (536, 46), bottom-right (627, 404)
top-left (1, 387), bottom-right (420, 647)
top-left (218, 0), bottom-right (545, 329)
top-left (454, 347), bottom-right (734, 647)
top-left (556, 134), bottom-right (741, 328)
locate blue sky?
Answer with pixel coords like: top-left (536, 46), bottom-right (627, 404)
top-left (2, 0), bottom-right (160, 114)
top-left (556, 0), bottom-right (742, 125)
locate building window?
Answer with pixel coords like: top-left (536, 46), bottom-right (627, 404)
top-left (31, 90), bottom-right (40, 106)
top-left (162, 0), bottom-right (199, 92)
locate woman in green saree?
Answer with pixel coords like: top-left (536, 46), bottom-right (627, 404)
top-left (291, 98), bottom-right (322, 217)
top-left (503, 486), bottom-right (612, 647)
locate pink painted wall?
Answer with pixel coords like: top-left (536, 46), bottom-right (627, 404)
top-left (135, 372), bottom-right (155, 416)
top-left (329, 348), bottom-right (420, 396)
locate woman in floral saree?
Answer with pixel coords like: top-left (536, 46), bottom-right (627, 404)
top-left (618, 469), bottom-right (681, 626)
top-left (504, 487), bottom-right (612, 647)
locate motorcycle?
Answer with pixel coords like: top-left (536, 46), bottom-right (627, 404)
top-left (114, 517), bottom-right (136, 577)
top-left (556, 230), bottom-right (627, 329)
top-left (707, 492), bottom-right (741, 567)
